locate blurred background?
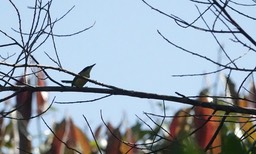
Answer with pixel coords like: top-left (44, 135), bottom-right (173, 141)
top-left (1, 0), bottom-right (254, 149)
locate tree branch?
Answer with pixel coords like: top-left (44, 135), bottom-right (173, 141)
top-left (1, 86), bottom-right (256, 115)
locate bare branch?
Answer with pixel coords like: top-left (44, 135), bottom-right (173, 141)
top-left (0, 86), bottom-right (256, 115)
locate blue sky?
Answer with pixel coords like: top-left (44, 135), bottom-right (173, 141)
top-left (48, 1), bottom-right (208, 127)
top-left (1, 0), bottom-right (255, 147)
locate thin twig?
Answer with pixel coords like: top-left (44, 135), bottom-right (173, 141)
top-left (41, 117), bottom-right (81, 154)
top-left (82, 115), bottom-right (102, 154)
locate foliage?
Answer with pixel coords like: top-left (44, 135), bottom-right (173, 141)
top-left (0, 75), bottom-right (256, 153)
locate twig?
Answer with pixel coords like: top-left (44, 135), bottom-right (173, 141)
top-left (204, 111), bottom-right (229, 152)
top-left (41, 117), bottom-right (81, 154)
top-left (55, 94), bottom-right (111, 104)
top-left (82, 115), bottom-right (102, 154)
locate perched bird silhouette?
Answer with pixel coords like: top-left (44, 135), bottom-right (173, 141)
top-left (61, 63), bottom-right (95, 88)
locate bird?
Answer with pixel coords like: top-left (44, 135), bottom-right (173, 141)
top-left (61, 63), bottom-right (95, 88)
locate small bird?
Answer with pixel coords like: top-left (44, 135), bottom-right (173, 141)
top-left (61, 64), bottom-right (95, 88)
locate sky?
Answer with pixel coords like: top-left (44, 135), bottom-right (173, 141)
top-left (46, 0), bottom-right (211, 127)
top-left (1, 0), bottom-right (255, 148)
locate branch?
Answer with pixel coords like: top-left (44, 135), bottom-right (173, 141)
top-left (141, 0), bottom-right (239, 33)
top-left (2, 86), bottom-right (256, 115)
top-left (212, 0), bottom-right (256, 47)
top-left (157, 30), bottom-right (256, 72)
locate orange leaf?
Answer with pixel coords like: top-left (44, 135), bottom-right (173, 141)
top-left (194, 91), bottom-right (221, 154)
top-left (70, 119), bottom-right (91, 154)
top-left (238, 99), bottom-right (248, 108)
top-left (239, 116), bottom-right (256, 143)
top-left (120, 128), bottom-right (137, 154)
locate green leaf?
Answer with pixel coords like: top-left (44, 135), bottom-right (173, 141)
top-left (221, 132), bottom-right (246, 154)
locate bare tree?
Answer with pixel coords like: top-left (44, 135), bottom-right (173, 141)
top-left (140, 0), bottom-right (256, 153)
top-left (1, 0), bottom-right (256, 153)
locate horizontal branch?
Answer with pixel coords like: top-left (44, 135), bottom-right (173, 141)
top-left (2, 86), bottom-right (256, 115)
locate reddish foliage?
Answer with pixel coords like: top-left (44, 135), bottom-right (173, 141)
top-left (105, 123), bottom-right (137, 154)
top-left (47, 119), bottom-right (66, 154)
top-left (169, 108), bottom-right (190, 140)
top-left (36, 71), bottom-right (48, 114)
top-left (47, 118), bottom-right (91, 154)
top-left (15, 76), bottom-right (32, 153)
top-left (94, 124), bottom-right (102, 139)
top-left (70, 119), bottom-right (91, 153)
top-left (16, 76), bottom-right (33, 121)
top-left (120, 128), bottom-right (137, 154)
top-left (105, 126), bottom-right (122, 154)
top-left (194, 96), bottom-right (221, 154)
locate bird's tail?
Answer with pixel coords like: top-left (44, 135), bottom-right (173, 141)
top-left (61, 80), bottom-right (72, 83)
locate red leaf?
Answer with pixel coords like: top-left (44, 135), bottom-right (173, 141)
top-left (169, 108), bottom-right (191, 140)
top-left (16, 76), bottom-right (32, 121)
top-left (48, 118), bottom-right (91, 154)
top-left (36, 71), bottom-right (48, 114)
top-left (48, 119), bottom-right (66, 154)
top-left (106, 125), bottom-right (122, 154)
top-left (94, 124), bottom-right (102, 139)
top-left (15, 76), bottom-right (32, 152)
